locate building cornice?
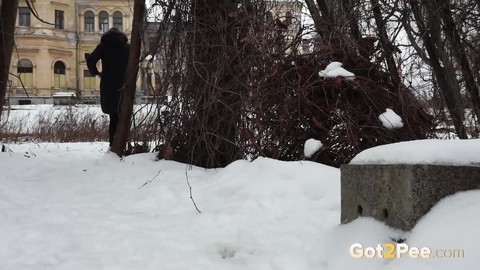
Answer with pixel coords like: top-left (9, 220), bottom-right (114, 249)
top-left (48, 49), bottom-right (73, 56)
top-left (15, 48), bottom-right (40, 54)
top-left (51, 1), bottom-right (69, 7)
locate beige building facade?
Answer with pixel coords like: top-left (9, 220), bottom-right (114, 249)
top-left (9, 0), bottom-right (134, 105)
top-left (9, 0), bottom-right (302, 105)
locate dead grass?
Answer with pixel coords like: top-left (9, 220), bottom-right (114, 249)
top-left (1, 106), bottom-right (109, 143)
top-left (1, 105), bottom-right (161, 155)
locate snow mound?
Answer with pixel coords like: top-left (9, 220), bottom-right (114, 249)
top-left (304, 138), bottom-right (323, 158)
top-left (379, 108), bottom-right (404, 129)
top-left (318, 62), bottom-right (355, 79)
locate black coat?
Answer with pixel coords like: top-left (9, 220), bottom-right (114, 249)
top-left (87, 29), bottom-right (130, 114)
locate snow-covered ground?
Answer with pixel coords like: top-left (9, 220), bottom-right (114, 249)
top-left (1, 139), bottom-right (479, 269)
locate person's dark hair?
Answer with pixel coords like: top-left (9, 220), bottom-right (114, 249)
top-left (101, 27), bottom-right (128, 43)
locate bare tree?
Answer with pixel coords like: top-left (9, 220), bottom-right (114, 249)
top-left (0, 0), bottom-right (19, 122)
top-left (436, 0), bottom-right (480, 123)
top-left (141, 0), bottom-right (432, 167)
top-left (111, 0), bottom-right (146, 155)
top-left (404, 1), bottom-right (468, 138)
top-left (177, 0), bottom-right (245, 167)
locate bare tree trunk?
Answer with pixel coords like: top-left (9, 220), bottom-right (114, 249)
top-left (111, 0), bottom-right (145, 155)
top-left (304, 0), bottom-right (326, 37)
top-left (304, 0), bottom-right (332, 40)
top-left (341, 0), bottom-right (361, 41)
top-left (437, 0), bottom-right (480, 123)
top-left (340, 0), bottom-right (373, 59)
top-left (370, 0), bottom-right (401, 89)
top-left (0, 0), bottom-right (19, 122)
top-left (316, 0), bottom-right (331, 20)
top-left (177, 0), bottom-right (243, 168)
top-left (411, 1), bottom-right (467, 138)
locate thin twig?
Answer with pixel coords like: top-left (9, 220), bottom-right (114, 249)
top-left (185, 167), bottom-right (201, 214)
top-left (138, 169), bottom-right (162, 189)
top-left (26, 0), bottom-right (55, 25)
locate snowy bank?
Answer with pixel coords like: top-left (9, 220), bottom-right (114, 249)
top-left (350, 139), bottom-right (480, 166)
top-left (0, 141), bottom-right (478, 269)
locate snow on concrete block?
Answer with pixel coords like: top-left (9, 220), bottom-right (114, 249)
top-left (341, 164), bottom-right (480, 231)
top-left (343, 139), bottom-right (480, 230)
top-left (350, 139), bottom-right (480, 166)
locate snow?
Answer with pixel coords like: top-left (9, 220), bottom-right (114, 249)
top-left (304, 138), bottom-right (323, 158)
top-left (52, 92), bottom-right (76, 97)
top-left (319, 62), bottom-right (343, 75)
top-left (350, 139), bottom-right (480, 165)
top-left (318, 62), bottom-right (355, 80)
top-left (1, 138), bottom-right (479, 269)
top-left (379, 108), bottom-right (404, 129)
top-left (144, 54), bottom-right (153, 61)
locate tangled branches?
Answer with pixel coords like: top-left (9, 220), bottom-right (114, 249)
top-left (239, 50), bottom-right (433, 167)
top-left (144, 0), bottom-right (433, 168)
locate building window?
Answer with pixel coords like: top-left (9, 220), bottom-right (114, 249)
top-left (113, 11), bottom-right (123, 31)
top-left (84, 11), bottom-right (94, 33)
top-left (19, 100), bottom-right (32, 105)
top-left (17, 59), bottom-right (33, 87)
top-left (19, 7), bottom-right (31, 26)
top-left (286, 11), bottom-right (293, 25)
top-left (148, 37), bottom-right (157, 52)
top-left (266, 11), bottom-right (273, 23)
top-left (55, 10), bottom-right (64, 29)
top-left (99, 11), bottom-right (109, 33)
top-left (83, 70), bottom-right (96, 90)
top-left (53, 61), bottom-right (66, 88)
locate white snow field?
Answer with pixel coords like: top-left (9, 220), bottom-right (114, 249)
top-left (0, 139), bottom-right (479, 270)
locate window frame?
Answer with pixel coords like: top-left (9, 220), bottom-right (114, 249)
top-left (17, 59), bottom-right (33, 73)
top-left (55, 9), bottom-right (64, 29)
top-left (113, 11), bottom-right (123, 31)
top-left (83, 69), bottom-right (96, 90)
top-left (99, 11), bottom-right (109, 33)
top-left (17, 59), bottom-right (34, 88)
top-left (53, 61), bottom-right (66, 89)
top-left (84, 11), bottom-right (95, 33)
top-left (19, 7), bottom-right (31, 27)
top-left (54, 61), bottom-right (66, 75)
top-left (266, 11), bottom-right (273, 23)
top-left (286, 11), bottom-right (293, 25)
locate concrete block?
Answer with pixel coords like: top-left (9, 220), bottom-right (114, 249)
top-left (341, 164), bottom-right (480, 231)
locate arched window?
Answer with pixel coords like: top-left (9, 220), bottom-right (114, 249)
top-left (154, 73), bottom-right (161, 95)
top-left (286, 11), bottom-right (293, 25)
top-left (84, 11), bottom-right (94, 32)
top-left (17, 59), bottom-right (33, 87)
top-left (99, 11), bottom-right (109, 32)
top-left (54, 61), bottom-right (65, 74)
top-left (266, 11), bottom-right (273, 23)
top-left (113, 11), bottom-right (123, 31)
top-left (53, 61), bottom-right (66, 88)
